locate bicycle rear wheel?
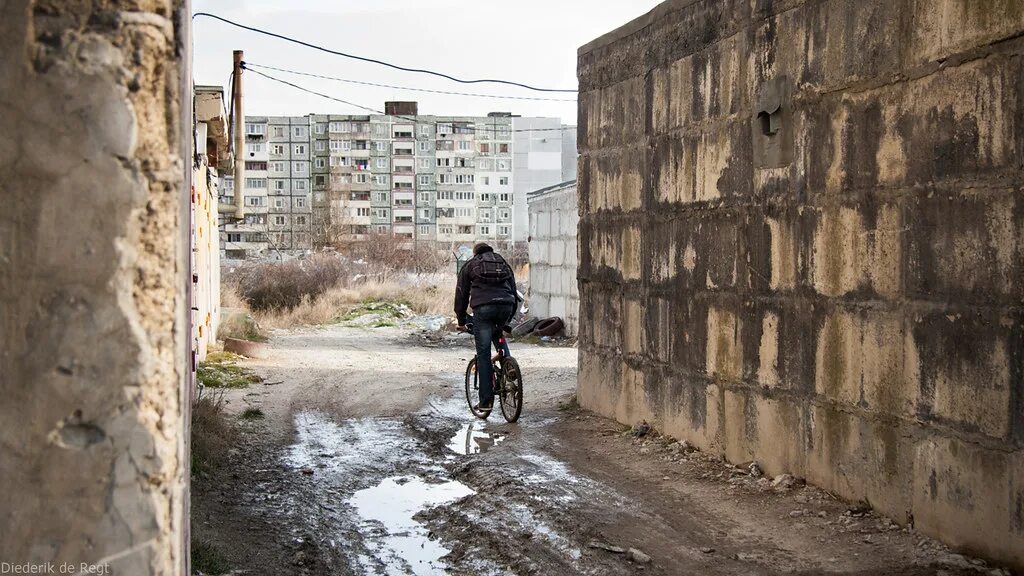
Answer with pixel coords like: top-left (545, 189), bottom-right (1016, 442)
top-left (464, 358), bottom-right (491, 419)
top-left (498, 357), bottom-right (523, 423)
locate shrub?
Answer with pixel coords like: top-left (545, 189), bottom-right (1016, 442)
top-left (230, 254), bottom-right (350, 312)
top-left (191, 391), bottom-right (237, 476)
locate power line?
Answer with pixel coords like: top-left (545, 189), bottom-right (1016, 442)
top-left (244, 62), bottom-right (577, 103)
top-left (193, 12), bottom-right (577, 93)
top-left (242, 65), bottom-right (578, 134)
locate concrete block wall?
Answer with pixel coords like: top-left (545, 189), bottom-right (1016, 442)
top-left (0, 1), bottom-right (189, 574)
top-left (577, 0), bottom-right (1024, 567)
top-left (528, 182), bottom-right (580, 335)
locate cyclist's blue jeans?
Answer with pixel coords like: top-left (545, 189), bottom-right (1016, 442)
top-left (473, 303), bottom-right (515, 408)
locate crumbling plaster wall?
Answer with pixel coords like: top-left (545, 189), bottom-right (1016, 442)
top-left (0, 1), bottom-right (189, 574)
top-left (577, 0), bottom-right (1024, 567)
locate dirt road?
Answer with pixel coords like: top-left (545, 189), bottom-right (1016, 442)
top-left (191, 323), bottom-right (1007, 575)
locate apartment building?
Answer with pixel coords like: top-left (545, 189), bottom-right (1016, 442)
top-left (220, 103), bottom-right (576, 259)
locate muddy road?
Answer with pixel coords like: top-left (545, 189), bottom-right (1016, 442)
top-left (192, 324), bottom-right (1006, 575)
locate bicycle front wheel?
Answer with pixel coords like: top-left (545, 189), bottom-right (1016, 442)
top-left (498, 357), bottom-right (523, 423)
top-left (465, 358), bottom-right (490, 419)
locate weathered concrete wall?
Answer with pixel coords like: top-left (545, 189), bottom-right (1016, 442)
top-left (192, 163), bottom-right (221, 361)
top-left (528, 181), bottom-right (579, 335)
top-left (0, 1), bottom-right (189, 574)
top-left (577, 0), bottom-right (1024, 567)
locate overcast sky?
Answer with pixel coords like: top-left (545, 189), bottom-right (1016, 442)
top-left (192, 1), bottom-right (663, 124)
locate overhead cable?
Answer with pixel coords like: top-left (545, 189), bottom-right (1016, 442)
top-left (193, 12), bottom-right (577, 93)
top-left (244, 62), bottom-right (577, 103)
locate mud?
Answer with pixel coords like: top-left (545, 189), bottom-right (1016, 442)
top-left (191, 323), bottom-right (1011, 575)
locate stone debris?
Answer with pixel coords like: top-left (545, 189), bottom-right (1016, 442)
top-left (699, 547), bottom-right (715, 554)
top-left (631, 421), bottom-right (651, 438)
top-left (588, 541), bottom-right (625, 554)
top-left (626, 548), bottom-right (652, 564)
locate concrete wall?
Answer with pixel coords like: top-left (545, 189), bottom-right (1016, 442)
top-left (577, 0), bottom-right (1024, 568)
top-left (0, 1), bottom-right (189, 574)
top-left (528, 182), bottom-right (580, 336)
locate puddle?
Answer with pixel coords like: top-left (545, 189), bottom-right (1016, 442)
top-left (287, 412), bottom-right (424, 475)
top-left (349, 475), bottom-right (474, 575)
top-left (447, 422), bottom-right (507, 455)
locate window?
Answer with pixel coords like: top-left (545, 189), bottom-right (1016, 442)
top-left (455, 191), bottom-right (474, 201)
top-left (273, 180), bottom-right (285, 192)
top-left (437, 191), bottom-right (453, 200)
top-left (455, 174), bottom-right (474, 185)
top-left (479, 225), bottom-right (491, 235)
top-left (355, 173), bottom-right (369, 183)
top-left (436, 157), bottom-right (451, 167)
top-left (438, 225), bottom-right (453, 235)
top-left (499, 192), bottom-right (510, 203)
top-left (477, 159), bottom-right (492, 171)
top-left (270, 161), bottom-right (284, 172)
top-left (315, 158), bottom-right (326, 169)
top-left (315, 141), bottom-right (326, 152)
top-left (437, 174), bottom-right (451, 184)
top-left (480, 192), bottom-right (494, 203)
top-left (315, 175), bottom-right (327, 186)
top-left (292, 126), bottom-right (307, 138)
top-left (418, 141), bottom-right (429, 152)
top-left (295, 216), bottom-right (308, 225)
top-left (273, 215), bottom-right (286, 225)
top-left (498, 225), bottom-right (511, 236)
top-left (455, 207), bottom-right (473, 217)
top-left (479, 143), bottom-right (490, 154)
top-left (394, 181), bottom-right (413, 189)
top-left (374, 192), bottom-right (389, 203)
top-left (499, 176), bottom-right (509, 186)
top-left (482, 177), bottom-right (490, 186)
top-left (274, 198), bottom-right (285, 208)
top-left (315, 123), bottom-right (326, 134)
top-left (245, 123), bottom-right (265, 135)
top-left (497, 126), bottom-right (510, 138)
top-left (419, 124), bottom-right (431, 135)
top-left (499, 143), bottom-right (509, 154)
top-left (437, 123), bottom-right (452, 135)
top-left (296, 198), bottom-right (306, 208)
top-left (419, 192), bottom-right (431, 202)
top-left (245, 178), bottom-right (266, 189)
top-left (272, 126), bottom-right (285, 137)
top-left (375, 158), bottom-right (388, 169)
top-left (246, 196), bottom-right (264, 207)
top-left (293, 162), bottom-right (307, 173)
top-left (355, 207), bottom-right (370, 217)
top-left (497, 160), bottom-right (509, 170)
top-left (418, 225), bottom-right (431, 236)
top-left (454, 157), bottom-right (471, 168)
top-left (294, 144), bottom-right (306, 155)
top-left (271, 144), bottom-right (285, 155)
top-left (479, 208), bottom-right (492, 222)
top-left (247, 142), bottom-right (264, 154)
top-left (227, 233), bottom-right (241, 242)
top-left (458, 141), bottom-right (471, 151)
top-left (329, 122), bottom-right (349, 133)
top-left (374, 175), bottom-right (389, 186)
top-left (342, 140), bottom-right (352, 151)
top-left (418, 158), bottom-right (432, 169)
top-left (295, 180), bottom-right (307, 190)
top-left (498, 208), bottom-right (511, 222)
top-left (245, 161), bottom-right (267, 171)
top-left (420, 209), bottom-right (431, 219)
top-left (375, 141), bottom-right (387, 151)
top-left (418, 175), bottom-right (431, 185)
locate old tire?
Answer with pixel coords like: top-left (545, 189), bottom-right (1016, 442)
top-left (534, 317), bottom-right (564, 337)
top-left (511, 317), bottom-right (540, 337)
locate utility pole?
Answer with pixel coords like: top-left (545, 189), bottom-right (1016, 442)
top-left (231, 49), bottom-right (246, 219)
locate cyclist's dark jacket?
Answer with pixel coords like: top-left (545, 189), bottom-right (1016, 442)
top-left (454, 248), bottom-right (518, 325)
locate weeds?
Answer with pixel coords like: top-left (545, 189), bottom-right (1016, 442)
top-left (191, 538), bottom-right (231, 575)
top-left (239, 407), bottom-right (265, 420)
top-left (196, 355), bottom-right (260, 389)
top-left (191, 391), bottom-right (237, 476)
top-left (230, 253), bottom-right (350, 311)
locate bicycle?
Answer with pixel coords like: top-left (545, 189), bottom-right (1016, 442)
top-left (459, 320), bottom-right (523, 423)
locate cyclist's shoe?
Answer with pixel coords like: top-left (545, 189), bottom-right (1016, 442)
top-left (474, 402), bottom-right (493, 413)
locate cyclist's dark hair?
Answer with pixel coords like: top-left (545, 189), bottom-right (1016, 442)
top-left (473, 243), bottom-right (493, 256)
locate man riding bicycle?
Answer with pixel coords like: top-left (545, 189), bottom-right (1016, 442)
top-left (455, 243), bottom-right (520, 413)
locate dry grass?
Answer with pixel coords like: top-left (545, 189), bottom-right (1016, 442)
top-left (255, 274), bottom-right (453, 329)
top-left (191, 391), bottom-right (238, 476)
